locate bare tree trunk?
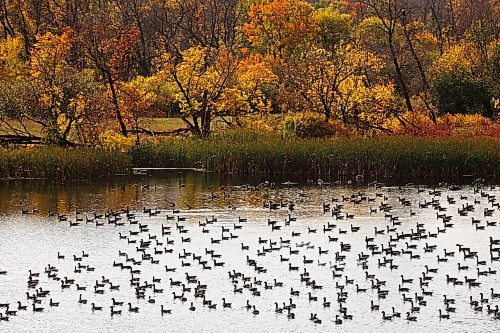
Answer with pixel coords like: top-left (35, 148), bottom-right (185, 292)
top-left (106, 72), bottom-right (128, 137)
top-left (388, 38), bottom-right (413, 112)
top-left (202, 108), bottom-right (211, 137)
top-left (0, 0), bottom-right (15, 37)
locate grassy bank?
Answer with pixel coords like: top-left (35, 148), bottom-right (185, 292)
top-left (1, 131), bottom-right (499, 181)
top-left (0, 146), bottom-right (131, 179)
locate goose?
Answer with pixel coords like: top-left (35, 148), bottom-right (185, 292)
top-left (425, 265), bottom-right (438, 274)
top-left (222, 298), bottom-right (231, 308)
top-left (438, 309), bottom-right (449, 319)
top-left (409, 301), bottom-right (420, 313)
top-left (401, 275), bottom-right (413, 284)
top-left (17, 302), bottom-right (27, 311)
top-left (32, 303), bottom-right (44, 312)
top-left (128, 303), bottom-right (139, 313)
top-left (370, 300), bottom-right (380, 311)
top-left (28, 270), bottom-right (39, 277)
top-left (110, 306), bottom-right (121, 316)
top-left (381, 311), bottom-right (392, 320)
top-left (160, 305), bottom-right (171, 315)
top-left (5, 307), bottom-right (16, 316)
top-left (356, 284), bottom-right (367, 293)
top-left (486, 305), bottom-right (498, 315)
top-left (78, 294), bottom-right (87, 304)
top-left (446, 305), bottom-right (456, 312)
top-left (406, 312), bottom-right (417, 321)
top-left (310, 313), bottom-right (321, 324)
top-left (303, 256), bottom-right (313, 264)
top-left (91, 303), bottom-right (102, 311)
top-left (399, 284), bottom-right (409, 292)
top-left (443, 295), bottom-right (455, 305)
top-left (112, 298), bottom-right (123, 306)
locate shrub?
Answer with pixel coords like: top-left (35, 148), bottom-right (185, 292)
top-left (281, 111), bottom-right (347, 138)
top-left (384, 111), bottom-right (500, 137)
top-left (431, 70), bottom-right (493, 117)
top-left (98, 130), bottom-right (136, 152)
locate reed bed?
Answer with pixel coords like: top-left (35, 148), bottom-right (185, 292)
top-left (0, 146), bottom-right (131, 180)
top-left (131, 131), bottom-right (500, 182)
top-left (1, 130), bottom-right (498, 181)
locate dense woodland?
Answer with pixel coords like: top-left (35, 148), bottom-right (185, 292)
top-left (0, 0), bottom-right (498, 145)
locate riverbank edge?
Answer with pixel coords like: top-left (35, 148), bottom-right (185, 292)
top-left (1, 133), bottom-right (499, 182)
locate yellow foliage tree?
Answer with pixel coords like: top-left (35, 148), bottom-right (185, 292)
top-left (284, 42), bottom-right (396, 131)
top-left (0, 29), bottom-right (103, 144)
top-left (158, 46), bottom-right (277, 137)
top-left (29, 29), bottom-right (77, 143)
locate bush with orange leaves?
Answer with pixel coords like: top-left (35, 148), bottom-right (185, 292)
top-left (385, 111), bottom-right (500, 137)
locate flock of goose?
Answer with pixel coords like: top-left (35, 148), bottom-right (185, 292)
top-left (0, 179), bottom-right (499, 331)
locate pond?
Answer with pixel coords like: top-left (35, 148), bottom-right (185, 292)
top-left (0, 172), bottom-right (499, 332)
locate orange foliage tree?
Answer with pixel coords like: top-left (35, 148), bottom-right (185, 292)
top-left (244, 0), bottom-right (316, 59)
top-left (78, 12), bottom-right (139, 137)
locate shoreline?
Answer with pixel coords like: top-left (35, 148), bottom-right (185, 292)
top-left (1, 132), bottom-right (499, 182)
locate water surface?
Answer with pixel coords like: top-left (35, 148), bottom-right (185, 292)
top-left (0, 173), bottom-right (499, 332)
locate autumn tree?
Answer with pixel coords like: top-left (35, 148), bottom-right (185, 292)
top-left (313, 5), bottom-right (353, 50)
top-left (117, 76), bottom-right (157, 143)
top-left (284, 43), bottom-right (398, 128)
top-left (147, 0), bottom-right (243, 60)
top-left (0, 29), bottom-right (104, 144)
top-left (244, 0), bottom-right (316, 59)
top-left (356, 0), bottom-right (413, 113)
top-left (78, 11), bottom-right (139, 136)
top-left (155, 46), bottom-right (277, 137)
top-left (430, 41), bottom-right (496, 117)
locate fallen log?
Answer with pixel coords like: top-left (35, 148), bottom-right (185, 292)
top-left (0, 135), bottom-right (42, 145)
